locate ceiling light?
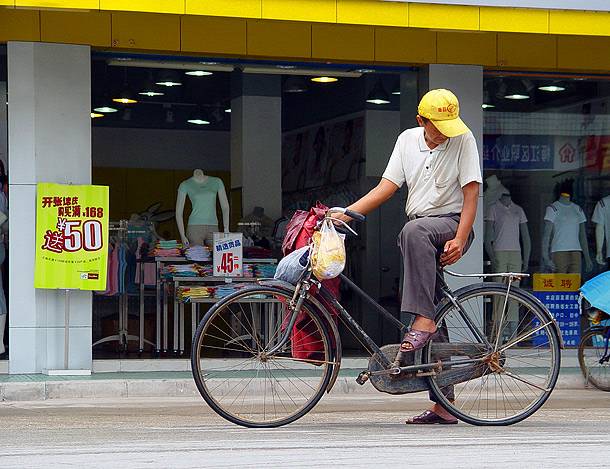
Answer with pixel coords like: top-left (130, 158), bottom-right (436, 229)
top-left (93, 104), bottom-right (118, 113)
top-left (482, 103), bottom-right (495, 109)
top-left (311, 76), bottom-right (338, 83)
top-left (391, 80), bottom-right (400, 95)
top-left (139, 70), bottom-right (164, 97)
top-left (366, 78), bottom-right (391, 105)
top-left (93, 94), bottom-right (118, 113)
top-left (90, 112), bottom-right (104, 118)
top-left (113, 67), bottom-right (138, 104)
top-left (504, 81), bottom-right (529, 100)
top-left (185, 70), bottom-right (213, 76)
top-left (187, 107), bottom-right (210, 125)
top-left (156, 69), bottom-right (182, 87)
top-left (283, 76), bottom-right (308, 93)
top-left (354, 68), bottom-right (376, 74)
top-left (113, 86), bottom-right (138, 104)
top-left (225, 108), bottom-right (231, 113)
top-left (538, 83), bottom-right (566, 92)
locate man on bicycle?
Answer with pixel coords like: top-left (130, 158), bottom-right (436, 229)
top-left (338, 89), bottom-right (482, 424)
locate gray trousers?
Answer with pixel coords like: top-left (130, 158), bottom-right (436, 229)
top-left (398, 214), bottom-right (474, 320)
top-left (398, 214), bottom-right (474, 403)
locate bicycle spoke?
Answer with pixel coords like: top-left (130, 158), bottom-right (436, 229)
top-left (191, 286), bottom-right (333, 427)
top-left (426, 284), bottom-right (560, 425)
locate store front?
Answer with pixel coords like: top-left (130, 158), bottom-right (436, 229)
top-left (2, 2), bottom-right (610, 373)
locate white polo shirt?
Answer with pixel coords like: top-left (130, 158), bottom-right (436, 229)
top-left (592, 195), bottom-right (610, 245)
top-left (544, 201), bottom-right (586, 252)
top-left (484, 200), bottom-right (527, 252)
top-left (382, 127), bottom-right (481, 217)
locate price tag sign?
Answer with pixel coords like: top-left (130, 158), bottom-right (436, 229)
top-left (213, 232), bottom-right (243, 277)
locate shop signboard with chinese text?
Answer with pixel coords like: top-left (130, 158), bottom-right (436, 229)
top-left (213, 232), bottom-right (243, 277)
top-left (35, 183), bottom-right (109, 290)
top-left (533, 273), bottom-right (580, 347)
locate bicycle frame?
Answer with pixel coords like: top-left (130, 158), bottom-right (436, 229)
top-left (265, 266), bottom-right (528, 379)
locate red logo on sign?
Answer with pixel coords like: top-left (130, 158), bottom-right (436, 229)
top-left (559, 143), bottom-right (575, 163)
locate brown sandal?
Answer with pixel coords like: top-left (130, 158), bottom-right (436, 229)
top-left (406, 410), bottom-right (458, 425)
top-left (399, 329), bottom-right (439, 353)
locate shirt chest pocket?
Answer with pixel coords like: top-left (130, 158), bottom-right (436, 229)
top-left (431, 160), bottom-right (459, 207)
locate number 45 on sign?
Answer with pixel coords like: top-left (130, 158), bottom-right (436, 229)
top-left (213, 232), bottom-right (243, 277)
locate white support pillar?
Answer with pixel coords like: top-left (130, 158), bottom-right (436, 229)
top-left (424, 64), bottom-right (484, 288)
top-left (7, 42), bottom-right (92, 373)
top-left (230, 73), bottom-right (282, 221)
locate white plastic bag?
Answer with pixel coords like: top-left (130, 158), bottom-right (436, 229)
top-left (274, 245), bottom-right (310, 285)
top-left (310, 219), bottom-right (346, 280)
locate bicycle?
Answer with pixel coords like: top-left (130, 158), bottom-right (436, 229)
top-left (191, 207), bottom-right (563, 428)
top-left (578, 288), bottom-right (610, 392)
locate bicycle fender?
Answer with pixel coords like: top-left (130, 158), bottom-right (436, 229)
top-left (257, 279), bottom-right (343, 393)
top-left (450, 282), bottom-right (565, 349)
top-left (583, 325), bottom-right (607, 335)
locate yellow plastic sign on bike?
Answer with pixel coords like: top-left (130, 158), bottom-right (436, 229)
top-left (35, 183), bottom-right (109, 290)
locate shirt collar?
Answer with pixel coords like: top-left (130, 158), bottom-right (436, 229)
top-left (417, 127), bottom-right (449, 152)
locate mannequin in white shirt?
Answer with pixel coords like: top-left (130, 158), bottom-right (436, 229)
top-left (176, 169), bottom-right (230, 246)
top-left (541, 193), bottom-right (593, 273)
top-left (593, 194), bottom-right (610, 265)
top-left (484, 192), bottom-right (531, 273)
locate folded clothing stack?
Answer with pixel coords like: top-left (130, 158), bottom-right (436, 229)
top-left (161, 263), bottom-right (206, 279)
top-left (185, 245), bottom-right (211, 261)
top-left (154, 239), bottom-right (183, 257)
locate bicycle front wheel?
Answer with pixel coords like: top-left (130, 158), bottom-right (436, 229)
top-left (578, 327), bottom-right (610, 391)
top-left (425, 283), bottom-right (561, 426)
top-left (190, 285), bottom-right (335, 428)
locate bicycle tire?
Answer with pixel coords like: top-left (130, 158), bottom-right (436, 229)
top-left (424, 283), bottom-right (561, 426)
top-left (190, 285), bottom-right (335, 428)
top-left (578, 327), bottom-right (610, 392)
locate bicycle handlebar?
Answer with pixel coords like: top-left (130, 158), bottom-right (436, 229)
top-left (326, 206), bottom-right (366, 222)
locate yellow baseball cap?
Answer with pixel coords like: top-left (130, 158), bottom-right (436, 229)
top-left (417, 89), bottom-right (470, 138)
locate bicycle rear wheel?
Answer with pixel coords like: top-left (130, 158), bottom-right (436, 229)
top-left (578, 327), bottom-right (610, 391)
top-left (424, 283), bottom-right (561, 426)
top-left (190, 285), bottom-right (335, 428)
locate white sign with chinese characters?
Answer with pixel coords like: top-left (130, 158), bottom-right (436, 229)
top-left (213, 232), bottom-right (243, 277)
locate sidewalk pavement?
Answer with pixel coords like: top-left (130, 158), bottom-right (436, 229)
top-left (0, 355), bottom-right (587, 402)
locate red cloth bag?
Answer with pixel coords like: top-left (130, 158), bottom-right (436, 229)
top-left (281, 202), bottom-right (339, 361)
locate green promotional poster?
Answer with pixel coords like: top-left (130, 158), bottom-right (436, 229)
top-left (35, 183), bottom-right (109, 290)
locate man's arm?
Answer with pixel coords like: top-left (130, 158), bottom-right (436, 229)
top-left (440, 181), bottom-right (480, 265)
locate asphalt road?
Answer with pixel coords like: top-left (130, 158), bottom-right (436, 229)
top-left (1, 389), bottom-right (609, 468)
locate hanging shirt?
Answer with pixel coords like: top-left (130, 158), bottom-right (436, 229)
top-left (544, 201), bottom-right (586, 253)
top-left (484, 200), bottom-right (527, 252)
top-left (592, 195), bottom-right (610, 249)
top-left (178, 176), bottom-right (224, 226)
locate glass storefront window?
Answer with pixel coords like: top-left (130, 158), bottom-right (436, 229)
top-left (483, 72), bottom-right (610, 346)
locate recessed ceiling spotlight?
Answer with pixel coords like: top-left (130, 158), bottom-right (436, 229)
top-left (311, 76), bottom-right (338, 83)
top-left (90, 112), bottom-right (104, 118)
top-left (538, 84), bottom-right (566, 92)
top-left (185, 70), bottom-right (213, 76)
top-left (156, 69), bottom-right (182, 87)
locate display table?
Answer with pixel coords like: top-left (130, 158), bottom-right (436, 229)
top-left (138, 256), bottom-right (276, 356)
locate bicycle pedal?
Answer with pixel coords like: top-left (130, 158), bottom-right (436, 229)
top-left (355, 371), bottom-right (369, 385)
